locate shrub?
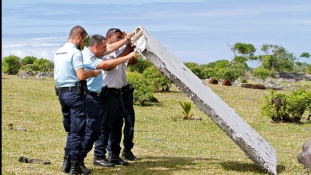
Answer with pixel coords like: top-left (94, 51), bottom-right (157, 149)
top-left (33, 58), bottom-right (53, 72)
top-left (261, 89), bottom-right (311, 122)
top-left (21, 56), bottom-right (37, 65)
top-left (128, 56), bottom-right (152, 73)
top-left (126, 71), bottom-right (155, 105)
top-left (252, 66), bottom-right (271, 80)
top-left (306, 65), bottom-right (311, 74)
top-left (142, 66), bottom-right (172, 92)
top-left (2, 55), bottom-right (21, 74)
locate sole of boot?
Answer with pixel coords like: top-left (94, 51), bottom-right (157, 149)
top-left (93, 163), bottom-right (115, 167)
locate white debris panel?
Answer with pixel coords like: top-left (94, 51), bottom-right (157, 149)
top-left (131, 26), bottom-right (278, 175)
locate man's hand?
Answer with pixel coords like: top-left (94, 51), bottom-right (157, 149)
top-left (122, 31), bottom-right (134, 43)
top-left (89, 69), bottom-right (101, 77)
top-left (127, 51), bottom-right (138, 65)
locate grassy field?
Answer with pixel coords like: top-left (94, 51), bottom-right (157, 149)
top-left (2, 73), bottom-right (311, 175)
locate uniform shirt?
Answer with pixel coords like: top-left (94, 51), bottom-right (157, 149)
top-left (82, 47), bottom-right (103, 93)
top-left (102, 45), bottom-right (128, 89)
top-left (54, 43), bottom-right (83, 87)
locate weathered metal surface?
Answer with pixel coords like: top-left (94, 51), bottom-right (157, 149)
top-left (131, 26), bottom-right (278, 175)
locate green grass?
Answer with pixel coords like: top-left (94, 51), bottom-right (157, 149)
top-left (2, 73), bottom-right (311, 175)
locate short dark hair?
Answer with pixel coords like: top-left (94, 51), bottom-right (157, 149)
top-left (68, 25), bottom-right (88, 40)
top-left (89, 34), bottom-right (106, 47)
top-left (106, 28), bottom-right (122, 38)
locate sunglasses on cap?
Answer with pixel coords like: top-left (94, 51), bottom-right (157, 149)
top-left (112, 28), bottom-right (122, 33)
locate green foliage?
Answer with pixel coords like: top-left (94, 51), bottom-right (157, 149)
top-left (233, 42), bottom-right (256, 57)
top-left (127, 71), bottom-right (154, 105)
top-left (215, 68), bottom-right (240, 82)
top-left (261, 90), bottom-right (288, 122)
top-left (299, 52), bottom-right (310, 58)
top-left (83, 35), bottom-right (90, 49)
top-left (286, 90), bottom-right (311, 121)
top-left (201, 67), bottom-right (215, 79)
top-left (178, 101), bottom-right (194, 120)
top-left (184, 62), bottom-right (216, 79)
top-left (21, 56), bottom-right (37, 65)
top-left (252, 66), bottom-right (271, 80)
top-left (33, 58), bottom-right (54, 72)
top-left (20, 64), bottom-right (39, 75)
top-left (142, 66), bottom-right (172, 92)
top-left (2, 55), bottom-right (21, 74)
top-left (128, 56), bottom-right (152, 73)
top-left (261, 89), bottom-right (311, 122)
top-left (306, 64), bottom-right (311, 74)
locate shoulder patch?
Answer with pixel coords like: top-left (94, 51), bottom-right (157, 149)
top-left (90, 56), bottom-right (96, 62)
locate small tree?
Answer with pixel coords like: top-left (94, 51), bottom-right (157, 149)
top-left (252, 66), bottom-right (271, 80)
top-left (179, 101), bottom-right (194, 120)
top-left (2, 55), bottom-right (21, 74)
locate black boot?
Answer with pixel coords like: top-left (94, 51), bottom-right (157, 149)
top-left (122, 148), bottom-right (138, 161)
top-left (69, 160), bottom-right (83, 175)
top-left (108, 155), bottom-right (129, 166)
top-left (79, 161), bottom-right (91, 175)
top-left (93, 156), bottom-right (115, 167)
top-left (61, 155), bottom-right (71, 173)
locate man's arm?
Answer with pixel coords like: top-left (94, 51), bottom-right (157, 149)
top-left (96, 51), bottom-right (137, 70)
top-left (75, 68), bottom-right (101, 80)
top-left (106, 32), bottom-right (134, 54)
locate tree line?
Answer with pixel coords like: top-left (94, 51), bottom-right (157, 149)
top-left (2, 42), bottom-right (311, 105)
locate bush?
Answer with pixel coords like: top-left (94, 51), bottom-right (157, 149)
top-left (33, 58), bottom-right (53, 72)
top-left (261, 89), bottom-right (311, 122)
top-left (2, 55), bottom-right (21, 74)
top-left (306, 65), bottom-right (311, 74)
top-left (128, 56), bottom-right (152, 73)
top-left (252, 66), bottom-right (271, 80)
top-left (126, 71), bottom-right (155, 105)
top-left (21, 56), bottom-right (37, 65)
top-left (142, 66), bottom-right (172, 92)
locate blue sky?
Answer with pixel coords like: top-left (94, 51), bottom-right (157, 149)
top-left (2, 0), bottom-right (311, 66)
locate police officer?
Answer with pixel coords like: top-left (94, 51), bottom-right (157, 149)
top-left (54, 26), bottom-right (101, 175)
top-left (105, 28), bottom-right (138, 161)
top-left (93, 28), bottom-right (136, 166)
top-left (81, 34), bottom-right (137, 169)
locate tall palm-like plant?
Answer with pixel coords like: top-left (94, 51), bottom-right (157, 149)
top-left (179, 101), bottom-right (194, 120)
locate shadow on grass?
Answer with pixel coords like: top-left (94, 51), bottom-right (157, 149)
top-left (90, 156), bottom-right (281, 174)
top-left (90, 156), bottom-right (221, 175)
top-left (219, 161), bottom-right (285, 174)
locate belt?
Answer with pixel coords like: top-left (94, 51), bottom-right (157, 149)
top-left (57, 86), bottom-right (78, 93)
top-left (108, 88), bottom-right (122, 95)
top-left (121, 84), bottom-right (133, 93)
top-left (88, 91), bottom-right (101, 97)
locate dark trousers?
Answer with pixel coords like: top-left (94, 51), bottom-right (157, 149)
top-left (122, 91), bottom-right (135, 150)
top-left (59, 91), bottom-right (86, 161)
top-left (94, 90), bottom-right (125, 157)
top-left (81, 93), bottom-right (102, 160)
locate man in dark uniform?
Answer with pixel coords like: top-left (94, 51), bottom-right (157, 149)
top-left (93, 28), bottom-right (137, 167)
top-left (54, 25), bottom-right (101, 175)
top-left (81, 34), bottom-right (137, 169)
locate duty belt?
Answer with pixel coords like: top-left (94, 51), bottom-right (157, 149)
top-left (121, 84), bottom-right (133, 93)
top-left (88, 91), bottom-right (101, 97)
top-left (57, 86), bottom-right (78, 93)
top-left (108, 88), bottom-right (122, 95)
